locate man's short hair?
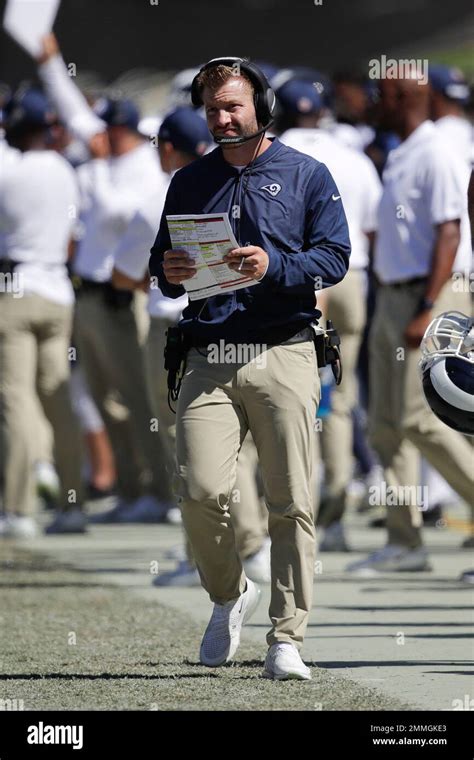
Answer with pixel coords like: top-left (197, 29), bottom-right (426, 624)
top-left (195, 64), bottom-right (255, 100)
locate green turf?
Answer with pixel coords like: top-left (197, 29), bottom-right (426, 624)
top-left (0, 545), bottom-right (411, 711)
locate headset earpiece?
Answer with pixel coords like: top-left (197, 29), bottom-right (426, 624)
top-left (191, 57), bottom-right (275, 129)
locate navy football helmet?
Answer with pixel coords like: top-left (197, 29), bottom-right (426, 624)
top-left (420, 311), bottom-right (474, 437)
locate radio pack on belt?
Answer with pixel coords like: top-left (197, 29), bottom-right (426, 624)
top-left (164, 326), bottom-right (190, 411)
top-left (311, 320), bottom-right (343, 385)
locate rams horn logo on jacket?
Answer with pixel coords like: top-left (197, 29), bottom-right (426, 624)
top-left (260, 183), bottom-right (281, 197)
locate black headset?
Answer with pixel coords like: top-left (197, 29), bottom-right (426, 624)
top-left (191, 56), bottom-right (276, 132)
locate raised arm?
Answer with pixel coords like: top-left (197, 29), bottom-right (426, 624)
top-left (37, 34), bottom-right (105, 142)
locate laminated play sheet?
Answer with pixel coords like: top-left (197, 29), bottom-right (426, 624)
top-left (166, 213), bottom-right (257, 301)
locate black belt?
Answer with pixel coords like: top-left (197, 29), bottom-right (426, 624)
top-left (384, 276), bottom-right (427, 289)
top-left (75, 277), bottom-right (133, 309)
top-left (188, 324), bottom-right (315, 349)
top-left (74, 278), bottom-right (108, 293)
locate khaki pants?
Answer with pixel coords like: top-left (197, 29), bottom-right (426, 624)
top-left (74, 291), bottom-right (172, 503)
top-left (146, 316), bottom-right (267, 560)
top-left (146, 316), bottom-right (178, 486)
top-left (319, 269), bottom-right (367, 526)
top-left (231, 433), bottom-right (268, 558)
top-left (0, 293), bottom-right (83, 515)
top-left (369, 279), bottom-right (474, 548)
top-left (175, 340), bottom-right (320, 648)
top-left (32, 399), bottom-right (54, 464)
top-left (133, 291), bottom-right (150, 347)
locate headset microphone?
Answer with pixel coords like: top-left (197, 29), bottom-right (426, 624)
top-left (212, 121), bottom-right (274, 146)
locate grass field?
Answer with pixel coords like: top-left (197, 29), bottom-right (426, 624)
top-left (0, 544), bottom-right (410, 711)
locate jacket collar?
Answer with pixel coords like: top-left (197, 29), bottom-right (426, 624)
top-left (213, 136), bottom-right (284, 175)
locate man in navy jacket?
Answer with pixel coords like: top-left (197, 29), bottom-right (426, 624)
top-left (149, 58), bottom-right (350, 680)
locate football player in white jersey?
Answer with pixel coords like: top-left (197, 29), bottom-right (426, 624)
top-left (37, 35), bottom-right (178, 524)
top-left (0, 89), bottom-right (86, 537)
top-left (279, 79), bottom-right (382, 552)
top-left (347, 71), bottom-right (473, 575)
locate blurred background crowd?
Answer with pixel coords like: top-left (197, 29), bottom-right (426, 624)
top-left (0, 0), bottom-right (473, 585)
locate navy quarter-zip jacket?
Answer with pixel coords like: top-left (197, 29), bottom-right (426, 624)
top-left (149, 137), bottom-right (351, 343)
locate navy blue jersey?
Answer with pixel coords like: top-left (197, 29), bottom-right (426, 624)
top-left (149, 137), bottom-right (351, 342)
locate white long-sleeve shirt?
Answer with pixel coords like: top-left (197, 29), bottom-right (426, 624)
top-left (74, 142), bottom-right (168, 281)
top-left (113, 184), bottom-right (188, 319)
top-left (0, 149), bottom-right (79, 305)
top-left (38, 54), bottom-right (105, 142)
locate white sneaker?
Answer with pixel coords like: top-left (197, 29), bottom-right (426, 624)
top-left (200, 578), bottom-right (261, 666)
top-left (35, 460), bottom-right (60, 507)
top-left (0, 515), bottom-right (38, 539)
top-left (263, 642), bottom-right (311, 681)
top-left (45, 508), bottom-right (88, 534)
top-left (243, 538), bottom-right (271, 583)
top-left (346, 545), bottom-right (432, 576)
top-left (153, 560), bottom-right (201, 587)
top-left (165, 506), bottom-right (182, 525)
top-left (319, 521), bottom-right (349, 552)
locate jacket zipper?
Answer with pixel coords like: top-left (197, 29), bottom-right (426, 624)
top-left (233, 171), bottom-right (243, 246)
